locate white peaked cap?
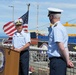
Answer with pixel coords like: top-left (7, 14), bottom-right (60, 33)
top-left (48, 7), bottom-right (63, 12)
top-left (15, 18), bottom-right (23, 26)
top-left (48, 7), bottom-right (63, 16)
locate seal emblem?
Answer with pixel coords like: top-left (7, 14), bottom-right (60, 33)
top-left (0, 49), bottom-right (5, 72)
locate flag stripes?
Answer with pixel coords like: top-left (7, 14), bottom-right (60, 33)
top-left (3, 11), bottom-right (29, 37)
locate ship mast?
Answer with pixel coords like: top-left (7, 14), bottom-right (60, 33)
top-left (9, 6), bottom-right (14, 22)
top-left (36, 4), bottom-right (39, 37)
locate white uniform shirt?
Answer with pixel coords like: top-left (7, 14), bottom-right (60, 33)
top-left (12, 30), bottom-right (30, 48)
top-left (47, 21), bottom-right (68, 58)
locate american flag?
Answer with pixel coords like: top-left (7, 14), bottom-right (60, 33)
top-left (3, 11), bottom-right (29, 37)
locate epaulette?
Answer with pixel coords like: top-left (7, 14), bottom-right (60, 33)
top-left (54, 23), bottom-right (57, 27)
top-left (24, 30), bottom-right (29, 33)
top-left (25, 31), bottom-right (28, 33)
top-left (49, 24), bottom-right (52, 28)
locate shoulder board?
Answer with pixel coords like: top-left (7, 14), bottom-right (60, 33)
top-left (25, 31), bottom-right (28, 33)
top-left (24, 30), bottom-right (29, 33)
top-left (54, 23), bottom-right (57, 27)
top-left (49, 26), bottom-right (51, 28)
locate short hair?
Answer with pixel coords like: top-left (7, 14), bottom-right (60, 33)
top-left (50, 14), bottom-right (61, 19)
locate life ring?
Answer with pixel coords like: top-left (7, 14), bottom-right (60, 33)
top-left (0, 49), bottom-right (5, 72)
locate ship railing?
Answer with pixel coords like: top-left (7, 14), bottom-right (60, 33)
top-left (1, 42), bottom-right (76, 75)
top-left (29, 46), bottom-right (76, 75)
top-left (1, 38), bottom-right (12, 47)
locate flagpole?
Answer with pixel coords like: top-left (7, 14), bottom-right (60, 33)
top-left (27, 3), bottom-right (30, 11)
top-left (25, 3), bottom-right (30, 32)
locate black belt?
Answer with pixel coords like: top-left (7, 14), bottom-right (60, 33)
top-left (49, 57), bottom-right (63, 60)
top-left (21, 49), bottom-right (28, 52)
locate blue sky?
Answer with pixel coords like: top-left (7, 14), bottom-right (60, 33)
top-left (0, 0), bottom-right (76, 36)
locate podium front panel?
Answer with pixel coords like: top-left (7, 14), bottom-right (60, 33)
top-left (0, 48), bottom-right (20, 75)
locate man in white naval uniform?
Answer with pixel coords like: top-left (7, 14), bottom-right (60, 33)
top-left (47, 7), bottom-right (74, 75)
top-left (11, 19), bottom-right (31, 75)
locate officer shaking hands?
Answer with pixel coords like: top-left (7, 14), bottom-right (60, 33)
top-left (47, 7), bottom-right (74, 75)
top-left (11, 18), bottom-right (31, 75)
